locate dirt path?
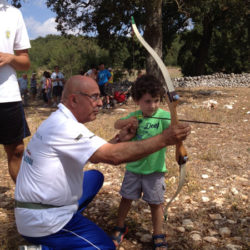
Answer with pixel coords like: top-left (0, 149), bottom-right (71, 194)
top-left (0, 87), bottom-right (249, 249)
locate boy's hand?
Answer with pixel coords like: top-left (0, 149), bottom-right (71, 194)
top-left (128, 116), bottom-right (138, 130)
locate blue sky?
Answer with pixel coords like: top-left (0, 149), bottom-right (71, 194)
top-left (20, 0), bottom-right (60, 40)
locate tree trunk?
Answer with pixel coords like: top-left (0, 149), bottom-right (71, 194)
top-left (193, 15), bottom-right (213, 76)
top-left (144, 0), bottom-right (164, 82)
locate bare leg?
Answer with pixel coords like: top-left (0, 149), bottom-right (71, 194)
top-left (4, 141), bottom-right (24, 182)
top-left (117, 197), bottom-right (132, 228)
top-left (149, 203), bottom-right (164, 235)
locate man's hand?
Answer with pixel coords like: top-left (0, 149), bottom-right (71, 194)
top-left (0, 50), bottom-right (30, 70)
top-left (118, 123), bottom-right (137, 142)
top-left (0, 52), bottom-right (14, 67)
top-left (163, 123), bottom-right (191, 146)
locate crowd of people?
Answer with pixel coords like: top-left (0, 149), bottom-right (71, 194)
top-left (0, 2), bottom-right (191, 249)
top-left (17, 63), bottom-right (130, 109)
top-left (17, 66), bottom-right (65, 108)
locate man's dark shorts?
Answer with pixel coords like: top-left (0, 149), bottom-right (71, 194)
top-left (98, 84), bottom-right (106, 97)
top-left (52, 86), bottom-right (63, 97)
top-left (0, 101), bottom-right (31, 145)
top-left (104, 83), bottom-right (113, 96)
top-left (30, 87), bottom-right (37, 95)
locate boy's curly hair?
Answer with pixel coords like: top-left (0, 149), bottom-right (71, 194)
top-left (131, 74), bottom-right (166, 101)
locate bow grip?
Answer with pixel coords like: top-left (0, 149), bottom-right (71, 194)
top-left (176, 142), bottom-right (188, 165)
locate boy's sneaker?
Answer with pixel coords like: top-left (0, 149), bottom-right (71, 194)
top-left (19, 245), bottom-right (42, 250)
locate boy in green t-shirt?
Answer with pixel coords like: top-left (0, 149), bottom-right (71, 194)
top-left (112, 74), bottom-right (170, 249)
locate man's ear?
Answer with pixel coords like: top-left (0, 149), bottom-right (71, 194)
top-left (70, 94), bottom-right (78, 107)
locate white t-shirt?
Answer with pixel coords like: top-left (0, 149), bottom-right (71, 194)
top-left (51, 72), bottom-right (64, 87)
top-left (15, 103), bottom-right (107, 237)
top-left (0, 2), bottom-right (31, 103)
top-left (40, 76), bottom-right (46, 89)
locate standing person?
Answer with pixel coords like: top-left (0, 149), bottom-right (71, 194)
top-left (15, 75), bottom-right (191, 249)
top-left (40, 71), bottom-right (48, 106)
top-left (0, 1), bottom-right (31, 182)
top-left (136, 69), bottom-right (143, 80)
top-left (108, 67), bottom-right (114, 84)
top-left (44, 71), bottom-right (52, 107)
top-left (112, 74), bottom-right (171, 248)
top-left (18, 73), bottom-right (28, 107)
top-left (85, 64), bottom-right (97, 80)
top-left (30, 73), bottom-right (37, 101)
top-left (51, 65), bottom-right (64, 107)
top-left (97, 62), bottom-right (111, 108)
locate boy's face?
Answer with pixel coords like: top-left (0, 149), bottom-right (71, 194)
top-left (136, 93), bottom-right (160, 117)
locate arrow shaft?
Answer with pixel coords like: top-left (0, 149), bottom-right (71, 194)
top-left (144, 116), bottom-right (219, 125)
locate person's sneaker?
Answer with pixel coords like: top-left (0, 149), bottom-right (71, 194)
top-left (106, 104), bottom-right (111, 109)
top-left (19, 245), bottom-right (42, 250)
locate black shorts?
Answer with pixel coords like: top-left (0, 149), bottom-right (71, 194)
top-left (104, 83), bottom-right (113, 96)
top-left (30, 87), bottom-right (37, 95)
top-left (99, 84), bottom-right (106, 96)
top-left (0, 101), bottom-right (31, 145)
top-left (53, 86), bottom-right (63, 97)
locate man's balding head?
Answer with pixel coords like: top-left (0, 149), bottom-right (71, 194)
top-left (61, 75), bottom-right (102, 124)
top-left (62, 75), bottom-right (97, 102)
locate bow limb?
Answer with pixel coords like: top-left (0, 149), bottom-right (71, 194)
top-left (131, 17), bottom-right (188, 217)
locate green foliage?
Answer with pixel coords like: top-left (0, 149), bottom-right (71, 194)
top-left (27, 35), bottom-right (110, 79)
top-left (178, 0), bottom-right (249, 76)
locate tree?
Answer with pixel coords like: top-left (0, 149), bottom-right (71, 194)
top-left (45, 0), bottom-right (188, 79)
top-left (177, 0), bottom-right (249, 75)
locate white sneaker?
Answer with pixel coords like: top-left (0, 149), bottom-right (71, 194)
top-left (19, 245), bottom-right (42, 250)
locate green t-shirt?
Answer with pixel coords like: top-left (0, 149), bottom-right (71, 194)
top-left (121, 108), bottom-right (171, 174)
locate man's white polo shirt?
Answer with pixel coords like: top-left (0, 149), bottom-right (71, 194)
top-left (0, 3), bottom-right (31, 103)
top-left (15, 103), bottom-right (107, 237)
top-left (51, 72), bottom-right (64, 87)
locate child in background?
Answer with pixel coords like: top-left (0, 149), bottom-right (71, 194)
top-left (112, 74), bottom-right (170, 249)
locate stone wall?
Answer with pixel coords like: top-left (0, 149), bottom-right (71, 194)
top-left (173, 73), bottom-right (250, 88)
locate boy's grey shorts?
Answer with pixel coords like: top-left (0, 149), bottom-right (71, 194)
top-left (120, 170), bottom-right (166, 204)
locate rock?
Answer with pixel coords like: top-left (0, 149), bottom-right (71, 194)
top-left (227, 219), bottom-right (236, 224)
top-left (226, 244), bottom-right (242, 250)
top-left (208, 229), bottom-right (219, 236)
top-left (209, 214), bottom-right (222, 220)
top-left (140, 234), bottom-right (152, 243)
top-left (231, 187), bottom-right (239, 195)
top-left (169, 176), bottom-right (176, 184)
top-left (176, 227), bottom-right (185, 233)
top-left (202, 174), bottom-right (209, 179)
top-left (103, 181), bottom-right (112, 186)
top-left (224, 104), bottom-right (233, 109)
top-left (182, 219), bottom-right (194, 230)
top-left (241, 194), bottom-right (248, 200)
top-left (203, 236), bottom-right (218, 243)
top-left (219, 227), bottom-right (231, 237)
top-left (190, 233), bottom-right (202, 242)
top-left (213, 198), bottom-right (225, 208)
top-left (202, 196), bottom-right (210, 202)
